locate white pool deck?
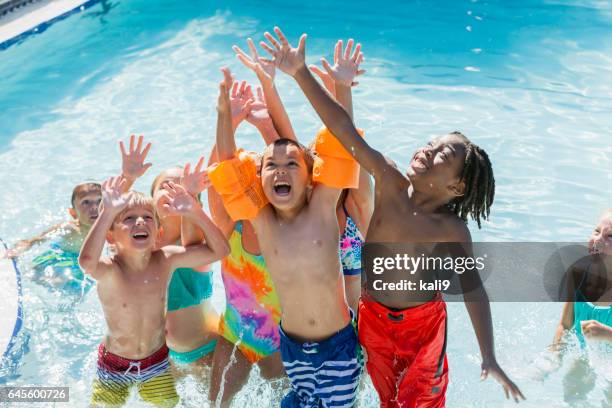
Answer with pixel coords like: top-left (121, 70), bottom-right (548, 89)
top-left (0, 0), bottom-right (89, 45)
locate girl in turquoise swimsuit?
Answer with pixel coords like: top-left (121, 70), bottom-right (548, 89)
top-left (550, 210), bottom-right (612, 404)
top-left (119, 135), bottom-right (218, 370)
top-left (552, 210), bottom-right (612, 348)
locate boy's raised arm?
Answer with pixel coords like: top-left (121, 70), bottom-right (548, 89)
top-left (234, 37), bottom-right (296, 140)
top-left (119, 134), bottom-right (152, 192)
top-left (161, 182), bottom-right (229, 270)
top-left (260, 27), bottom-right (400, 183)
top-left (217, 68), bottom-right (239, 161)
top-left (179, 157), bottom-right (208, 247)
top-left (79, 177), bottom-right (129, 279)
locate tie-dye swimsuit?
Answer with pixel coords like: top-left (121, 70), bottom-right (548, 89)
top-left (218, 221), bottom-right (281, 363)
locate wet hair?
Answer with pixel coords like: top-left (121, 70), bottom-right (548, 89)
top-left (150, 167), bottom-right (202, 203)
top-left (263, 138), bottom-right (316, 174)
top-left (446, 131), bottom-right (495, 229)
top-left (71, 182), bottom-right (101, 208)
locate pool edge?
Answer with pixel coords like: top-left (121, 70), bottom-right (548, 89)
top-left (0, 0), bottom-right (101, 51)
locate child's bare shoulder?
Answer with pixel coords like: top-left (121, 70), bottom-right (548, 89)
top-left (440, 212), bottom-right (472, 242)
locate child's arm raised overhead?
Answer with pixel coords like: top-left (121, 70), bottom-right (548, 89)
top-left (260, 27), bottom-right (404, 186)
top-left (312, 39), bottom-right (374, 231)
top-left (234, 37), bottom-right (296, 140)
top-left (119, 134), bottom-right (152, 192)
top-left (78, 176), bottom-right (130, 280)
top-left (160, 182), bottom-right (229, 269)
top-left (311, 38), bottom-right (365, 121)
top-left (179, 157), bottom-right (209, 247)
top-left (217, 68), bottom-right (239, 161)
top-left (245, 86), bottom-right (282, 145)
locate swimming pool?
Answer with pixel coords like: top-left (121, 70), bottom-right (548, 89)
top-left (0, 0), bottom-right (611, 406)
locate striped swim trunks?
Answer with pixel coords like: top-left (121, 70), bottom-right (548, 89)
top-left (280, 317), bottom-right (362, 408)
top-left (90, 343), bottom-right (179, 407)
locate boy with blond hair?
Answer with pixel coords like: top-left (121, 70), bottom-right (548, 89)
top-left (79, 176), bottom-right (229, 407)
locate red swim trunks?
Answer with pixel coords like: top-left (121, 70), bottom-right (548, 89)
top-left (358, 292), bottom-right (448, 408)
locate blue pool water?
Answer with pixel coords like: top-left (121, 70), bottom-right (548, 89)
top-left (0, 0), bottom-right (611, 406)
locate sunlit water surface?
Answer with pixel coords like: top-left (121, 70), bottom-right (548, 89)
top-left (0, 0), bottom-right (611, 406)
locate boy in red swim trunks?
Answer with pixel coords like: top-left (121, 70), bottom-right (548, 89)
top-left (267, 27), bottom-right (525, 407)
top-left (79, 177), bottom-right (229, 407)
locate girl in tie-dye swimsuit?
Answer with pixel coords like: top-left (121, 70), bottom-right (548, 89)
top-left (218, 220), bottom-right (281, 362)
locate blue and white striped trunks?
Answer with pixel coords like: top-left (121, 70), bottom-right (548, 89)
top-left (279, 316), bottom-right (362, 408)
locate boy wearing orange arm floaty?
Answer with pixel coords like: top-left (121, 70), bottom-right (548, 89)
top-left (209, 68), bottom-right (362, 408)
top-left (263, 27), bottom-right (526, 407)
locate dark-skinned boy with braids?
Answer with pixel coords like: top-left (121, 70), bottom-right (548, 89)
top-left (258, 27), bottom-right (525, 407)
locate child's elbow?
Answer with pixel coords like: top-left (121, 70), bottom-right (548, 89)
top-left (218, 241), bottom-right (230, 259)
top-left (78, 254), bottom-right (96, 273)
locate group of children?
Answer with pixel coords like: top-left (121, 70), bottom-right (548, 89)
top-left (5, 27), bottom-right (611, 408)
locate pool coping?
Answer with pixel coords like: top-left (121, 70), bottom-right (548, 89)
top-left (0, 0), bottom-right (100, 50)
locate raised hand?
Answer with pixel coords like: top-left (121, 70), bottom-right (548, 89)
top-left (481, 360), bottom-right (526, 403)
top-left (259, 27), bottom-right (307, 77)
top-left (101, 176), bottom-right (131, 215)
top-left (246, 87), bottom-right (272, 127)
top-left (120, 134), bottom-right (152, 181)
top-left (308, 64), bottom-right (336, 97)
top-left (218, 68), bottom-right (234, 115)
top-left (181, 157), bottom-right (210, 196)
top-left (230, 79), bottom-right (254, 129)
top-left (233, 38), bottom-right (276, 85)
top-left (319, 39), bottom-right (365, 87)
top-left (162, 182), bottom-right (198, 217)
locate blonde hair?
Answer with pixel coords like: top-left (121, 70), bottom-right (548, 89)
top-left (112, 191), bottom-right (156, 226)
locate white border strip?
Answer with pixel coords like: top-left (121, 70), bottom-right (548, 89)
top-left (0, 0), bottom-right (88, 44)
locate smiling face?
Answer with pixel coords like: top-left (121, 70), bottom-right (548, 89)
top-left (260, 141), bottom-right (312, 212)
top-left (110, 204), bottom-right (158, 253)
top-left (69, 184), bottom-right (102, 227)
top-left (589, 213), bottom-right (612, 255)
top-left (407, 133), bottom-right (467, 198)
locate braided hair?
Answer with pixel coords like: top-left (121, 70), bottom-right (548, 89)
top-left (447, 131), bottom-right (495, 229)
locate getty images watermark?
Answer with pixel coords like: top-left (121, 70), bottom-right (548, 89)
top-left (371, 252), bottom-right (486, 292)
top-left (362, 242), bottom-right (611, 302)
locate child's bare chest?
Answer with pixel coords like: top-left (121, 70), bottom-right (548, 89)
top-left (368, 204), bottom-right (449, 243)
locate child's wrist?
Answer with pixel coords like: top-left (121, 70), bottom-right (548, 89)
top-left (121, 173), bottom-right (136, 182)
top-left (260, 78), bottom-right (275, 90)
top-left (293, 64), bottom-right (310, 79)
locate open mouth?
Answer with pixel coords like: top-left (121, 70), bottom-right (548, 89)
top-left (132, 231), bottom-right (149, 241)
top-left (273, 181), bottom-right (291, 196)
top-left (412, 154), bottom-right (429, 169)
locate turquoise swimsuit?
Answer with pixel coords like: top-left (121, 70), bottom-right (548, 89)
top-left (166, 266), bottom-right (217, 364)
top-left (31, 242), bottom-right (94, 294)
top-left (167, 267), bottom-right (213, 312)
top-left (573, 268), bottom-right (612, 347)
